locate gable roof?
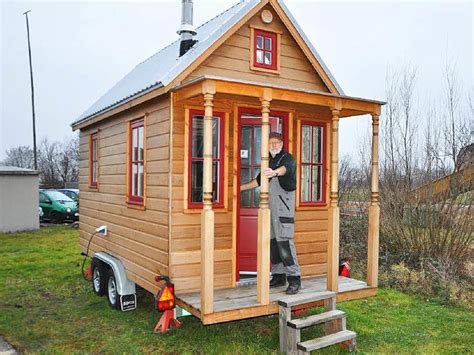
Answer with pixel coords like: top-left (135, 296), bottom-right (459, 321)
top-left (73, 0), bottom-right (344, 127)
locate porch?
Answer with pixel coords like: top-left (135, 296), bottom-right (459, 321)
top-left (176, 276), bottom-right (376, 325)
top-left (171, 75), bottom-right (384, 320)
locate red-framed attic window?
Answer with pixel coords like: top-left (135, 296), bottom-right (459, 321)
top-left (188, 110), bottom-right (225, 209)
top-left (128, 118), bottom-right (145, 205)
top-left (89, 132), bottom-right (98, 188)
top-left (253, 29), bottom-right (277, 70)
top-left (300, 122), bottom-right (326, 206)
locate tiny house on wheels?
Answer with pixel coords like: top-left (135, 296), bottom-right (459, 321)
top-left (73, 0), bottom-right (384, 344)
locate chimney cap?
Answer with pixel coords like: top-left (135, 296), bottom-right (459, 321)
top-left (177, 24), bottom-right (197, 36)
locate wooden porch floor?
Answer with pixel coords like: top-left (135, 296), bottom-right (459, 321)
top-left (176, 276), bottom-right (377, 325)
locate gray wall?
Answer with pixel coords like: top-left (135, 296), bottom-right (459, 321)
top-left (0, 174), bottom-right (39, 233)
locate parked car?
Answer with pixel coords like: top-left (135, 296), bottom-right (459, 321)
top-left (56, 189), bottom-right (79, 201)
top-left (39, 190), bottom-right (79, 223)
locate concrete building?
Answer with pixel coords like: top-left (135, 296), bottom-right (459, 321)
top-left (0, 166), bottom-right (39, 233)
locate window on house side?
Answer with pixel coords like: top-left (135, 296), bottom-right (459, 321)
top-left (300, 123), bottom-right (325, 205)
top-left (90, 133), bottom-right (98, 187)
top-left (129, 119), bottom-right (145, 204)
top-left (189, 111), bottom-right (224, 208)
top-left (254, 30), bottom-right (277, 70)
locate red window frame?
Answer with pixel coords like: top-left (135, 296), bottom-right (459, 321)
top-left (128, 118), bottom-right (145, 205)
top-left (253, 29), bottom-right (278, 70)
top-left (188, 109), bottom-right (225, 209)
top-left (300, 121), bottom-right (326, 206)
top-left (89, 132), bottom-right (98, 188)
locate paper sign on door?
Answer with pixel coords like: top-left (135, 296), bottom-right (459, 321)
top-left (240, 150), bottom-right (249, 158)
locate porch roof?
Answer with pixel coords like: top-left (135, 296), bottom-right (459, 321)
top-left (173, 76), bottom-right (386, 117)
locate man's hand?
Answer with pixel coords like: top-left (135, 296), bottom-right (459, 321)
top-left (262, 168), bottom-right (277, 177)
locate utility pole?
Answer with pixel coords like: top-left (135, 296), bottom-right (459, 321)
top-left (23, 10), bottom-right (37, 170)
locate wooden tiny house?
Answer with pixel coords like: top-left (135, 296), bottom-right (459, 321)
top-left (73, 0), bottom-right (384, 325)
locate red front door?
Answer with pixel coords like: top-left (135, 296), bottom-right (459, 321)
top-left (237, 109), bottom-right (287, 278)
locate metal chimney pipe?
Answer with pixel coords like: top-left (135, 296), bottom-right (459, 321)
top-left (177, 0), bottom-right (197, 56)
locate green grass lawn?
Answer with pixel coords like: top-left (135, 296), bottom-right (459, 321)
top-left (0, 226), bottom-right (472, 353)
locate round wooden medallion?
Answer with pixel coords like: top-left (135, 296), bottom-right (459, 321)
top-left (261, 10), bottom-right (273, 24)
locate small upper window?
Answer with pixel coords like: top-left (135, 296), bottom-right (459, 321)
top-left (90, 133), bottom-right (98, 188)
top-left (300, 122), bottom-right (325, 205)
top-left (129, 118), bottom-right (145, 205)
top-left (254, 30), bottom-right (277, 70)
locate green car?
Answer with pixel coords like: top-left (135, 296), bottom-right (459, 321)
top-left (39, 190), bottom-right (79, 223)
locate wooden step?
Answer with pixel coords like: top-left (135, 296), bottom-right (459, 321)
top-left (297, 330), bottom-right (357, 352)
top-left (278, 290), bottom-right (336, 308)
top-left (287, 310), bottom-right (345, 329)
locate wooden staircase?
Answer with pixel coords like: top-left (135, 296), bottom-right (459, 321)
top-left (278, 291), bottom-right (357, 354)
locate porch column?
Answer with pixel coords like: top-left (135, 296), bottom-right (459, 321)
top-left (327, 109), bottom-right (340, 292)
top-left (201, 81), bottom-right (216, 314)
top-left (257, 88), bottom-right (272, 305)
top-left (367, 113), bottom-right (380, 287)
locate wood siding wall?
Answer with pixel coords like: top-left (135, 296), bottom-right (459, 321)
top-left (170, 94), bottom-right (332, 294)
top-left (186, 5), bottom-right (330, 93)
top-left (78, 95), bottom-right (171, 295)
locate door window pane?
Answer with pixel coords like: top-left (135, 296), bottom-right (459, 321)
top-left (253, 168), bottom-right (261, 207)
top-left (254, 126), bottom-right (261, 165)
top-left (240, 167), bottom-right (251, 207)
top-left (241, 126), bottom-right (252, 166)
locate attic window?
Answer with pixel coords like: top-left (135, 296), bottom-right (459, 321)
top-left (253, 29), bottom-right (277, 70)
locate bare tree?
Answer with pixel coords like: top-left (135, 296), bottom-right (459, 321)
top-left (57, 135), bottom-right (79, 184)
top-left (38, 138), bottom-right (60, 188)
top-left (2, 146), bottom-right (35, 169)
top-left (442, 58), bottom-right (471, 170)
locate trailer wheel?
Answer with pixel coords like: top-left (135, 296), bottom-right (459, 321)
top-left (91, 258), bottom-right (106, 296)
top-left (106, 268), bottom-right (120, 310)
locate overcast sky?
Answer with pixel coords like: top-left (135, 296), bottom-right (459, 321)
top-left (1, 0), bottom-right (472, 160)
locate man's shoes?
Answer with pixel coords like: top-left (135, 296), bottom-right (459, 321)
top-left (270, 274), bottom-right (286, 288)
top-left (286, 276), bottom-right (301, 295)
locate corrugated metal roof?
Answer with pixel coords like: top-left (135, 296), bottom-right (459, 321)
top-left (73, 0), bottom-right (343, 127)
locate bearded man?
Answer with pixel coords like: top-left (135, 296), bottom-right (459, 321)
top-left (241, 132), bottom-right (301, 295)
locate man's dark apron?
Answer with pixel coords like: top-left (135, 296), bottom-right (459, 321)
top-left (268, 154), bottom-right (301, 277)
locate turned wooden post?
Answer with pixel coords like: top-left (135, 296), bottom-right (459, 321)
top-left (201, 81), bottom-right (216, 314)
top-left (327, 109), bottom-right (340, 292)
top-left (367, 113), bottom-right (380, 287)
top-left (257, 88), bottom-right (272, 305)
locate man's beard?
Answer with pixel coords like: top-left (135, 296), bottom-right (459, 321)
top-left (270, 147), bottom-right (282, 158)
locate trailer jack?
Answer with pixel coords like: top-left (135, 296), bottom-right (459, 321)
top-left (153, 310), bottom-right (181, 333)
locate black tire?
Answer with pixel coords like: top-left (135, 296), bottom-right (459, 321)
top-left (106, 268), bottom-right (120, 310)
top-left (91, 258), bottom-right (106, 296)
top-left (50, 211), bottom-right (62, 224)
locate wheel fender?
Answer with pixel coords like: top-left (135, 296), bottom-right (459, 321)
top-left (93, 252), bottom-right (136, 296)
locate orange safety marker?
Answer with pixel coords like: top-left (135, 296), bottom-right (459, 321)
top-left (84, 263), bottom-right (92, 278)
top-left (153, 310), bottom-right (181, 333)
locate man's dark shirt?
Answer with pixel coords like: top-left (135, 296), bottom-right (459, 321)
top-left (255, 150), bottom-right (296, 191)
